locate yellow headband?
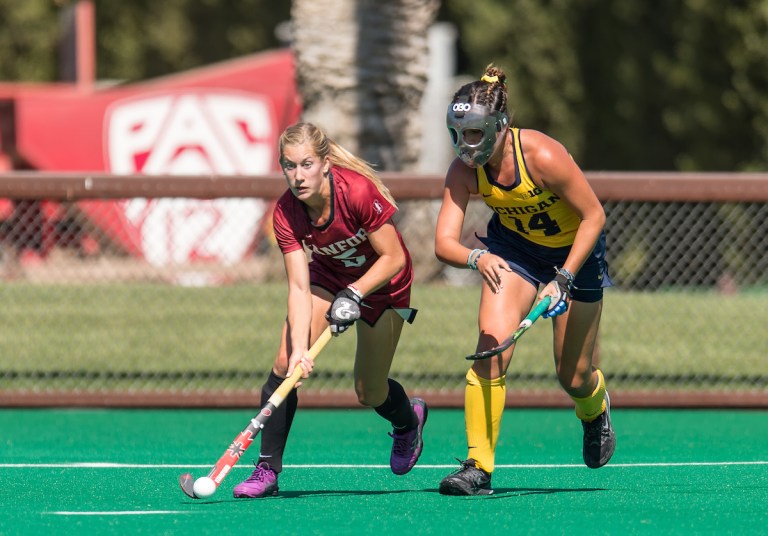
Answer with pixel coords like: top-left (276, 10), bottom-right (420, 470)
top-left (481, 75), bottom-right (498, 84)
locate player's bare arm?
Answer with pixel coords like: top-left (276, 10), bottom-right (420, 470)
top-left (352, 220), bottom-right (406, 296)
top-left (435, 159), bottom-right (476, 268)
top-left (521, 129), bottom-right (605, 276)
top-left (283, 248), bottom-right (314, 377)
top-left (436, 159), bottom-right (511, 293)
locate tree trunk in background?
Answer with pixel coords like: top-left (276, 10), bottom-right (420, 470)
top-left (291, 0), bottom-right (439, 171)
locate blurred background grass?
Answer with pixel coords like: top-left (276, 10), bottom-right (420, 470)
top-left (0, 282), bottom-right (763, 394)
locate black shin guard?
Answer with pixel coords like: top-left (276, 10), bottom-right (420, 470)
top-left (374, 378), bottom-right (417, 431)
top-left (257, 370), bottom-right (298, 473)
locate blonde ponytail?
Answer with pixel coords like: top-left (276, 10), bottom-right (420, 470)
top-left (327, 140), bottom-right (397, 208)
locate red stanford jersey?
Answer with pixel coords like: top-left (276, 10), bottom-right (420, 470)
top-left (273, 166), bottom-right (413, 310)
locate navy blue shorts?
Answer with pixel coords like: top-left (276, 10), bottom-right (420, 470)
top-left (478, 214), bottom-right (613, 303)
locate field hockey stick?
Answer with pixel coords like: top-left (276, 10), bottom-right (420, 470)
top-left (179, 326), bottom-right (333, 499)
top-left (465, 296), bottom-right (551, 361)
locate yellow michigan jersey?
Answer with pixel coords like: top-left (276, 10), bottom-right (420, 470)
top-left (476, 128), bottom-right (580, 248)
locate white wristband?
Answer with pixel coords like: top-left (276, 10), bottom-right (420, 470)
top-left (467, 249), bottom-right (487, 270)
top-left (466, 248), bottom-right (481, 269)
top-left (346, 284), bottom-right (364, 300)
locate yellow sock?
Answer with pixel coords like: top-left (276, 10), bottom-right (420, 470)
top-left (572, 368), bottom-right (606, 422)
top-left (464, 368), bottom-right (506, 473)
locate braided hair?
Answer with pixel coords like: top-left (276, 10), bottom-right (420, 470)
top-left (451, 64), bottom-right (509, 118)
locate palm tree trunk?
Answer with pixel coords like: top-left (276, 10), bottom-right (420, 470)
top-left (291, 0), bottom-right (439, 171)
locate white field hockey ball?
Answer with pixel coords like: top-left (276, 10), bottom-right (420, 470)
top-left (192, 476), bottom-right (217, 498)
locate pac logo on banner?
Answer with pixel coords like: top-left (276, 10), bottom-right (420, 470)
top-left (105, 90), bottom-right (276, 269)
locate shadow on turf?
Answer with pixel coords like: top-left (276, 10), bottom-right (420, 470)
top-left (260, 489), bottom-right (418, 499)
top-left (183, 489), bottom-right (417, 503)
top-left (183, 487), bottom-right (606, 503)
top-left (479, 487), bottom-right (607, 498)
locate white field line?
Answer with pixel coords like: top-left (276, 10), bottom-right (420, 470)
top-left (4, 461), bottom-right (768, 469)
top-left (33, 461), bottom-right (768, 517)
top-left (47, 511), bottom-right (194, 516)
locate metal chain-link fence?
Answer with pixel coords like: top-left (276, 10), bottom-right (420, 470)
top-left (0, 174), bottom-right (766, 407)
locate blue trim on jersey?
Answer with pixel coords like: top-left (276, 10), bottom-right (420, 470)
top-left (478, 213), bottom-right (613, 303)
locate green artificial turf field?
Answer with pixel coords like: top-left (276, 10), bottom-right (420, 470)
top-left (1, 407), bottom-right (766, 535)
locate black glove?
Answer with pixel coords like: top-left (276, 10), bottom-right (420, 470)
top-left (326, 286), bottom-right (362, 335)
top-left (542, 267), bottom-right (574, 318)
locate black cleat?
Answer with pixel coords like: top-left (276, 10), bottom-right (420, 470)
top-left (582, 391), bottom-right (616, 468)
top-left (439, 458), bottom-right (493, 496)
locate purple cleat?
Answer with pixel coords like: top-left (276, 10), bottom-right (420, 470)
top-left (389, 397), bottom-right (428, 475)
top-left (233, 461), bottom-right (279, 498)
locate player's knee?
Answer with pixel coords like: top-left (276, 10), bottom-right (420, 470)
top-left (270, 351), bottom-right (290, 377)
top-left (272, 361), bottom-right (290, 378)
top-left (470, 358), bottom-right (498, 380)
top-left (356, 392), bottom-right (382, 407)
top-left (354, 382), bottom-right (387, 407)
top-left (556, 364), bottom-right (593, 394)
